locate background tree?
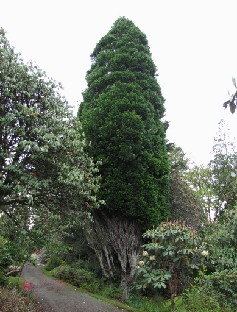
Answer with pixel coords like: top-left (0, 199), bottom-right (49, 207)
top-left (168, 144), bottom-right (206, 227)
top-left (201, 206), bottom-right (237, 310)
top-left (78, 17), bottom-right (170, 299)
top-left (182, 121), bottom-right (237, 221)
top-left (184, 165), bottom-right (214, 220)
top-left (0, 28), bottom-right (100, 261)
top-left (209, 120), bottom-right (237, 218)
top-left (205, 207), bottom-right (237, 272)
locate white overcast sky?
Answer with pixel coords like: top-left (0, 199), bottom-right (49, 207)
top-left (1, 0), bottom-right (237, 165)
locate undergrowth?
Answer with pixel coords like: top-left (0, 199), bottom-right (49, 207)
top-left (0, 287), bottom-right (40, 312)
top-left (45, 262), bottom-right (235, 312)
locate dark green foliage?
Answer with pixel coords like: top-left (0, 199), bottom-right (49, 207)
top-left (51, 263), bottom-right (124, 299)
top-left (79, 17), bottom-right (170, 227)
top-left (167, 143), bottom-right (189, 173)
top-left (100, 285), bottom-right (123, 300)
top-left (0, 269), bottom-right (7, 286)
top-left (0, 236), bottom-right (12, 269)
top-left (44, 257), bottom-right (63, 272)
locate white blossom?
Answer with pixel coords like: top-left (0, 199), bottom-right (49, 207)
top-left (138, 260), bottom-right (145, 267)
top-left (201, 250), bottom-right (209, 256)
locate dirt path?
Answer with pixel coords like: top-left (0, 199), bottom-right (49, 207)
top-left (21, 263), bottom-right (127, 312)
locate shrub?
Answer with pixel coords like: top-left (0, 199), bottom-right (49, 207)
top-left (0, 236), bottom-right (12, 269)
top-left (51, 265), bottom-right (100, 292)
top-left (72, 259), bottom-right (103, 277)
top-left (6, 276), bottom-right (23, 289)
top-left (176, 285), bottom-right (231, 312)
top-left (176, 269), bottom-right (236, 312)
top-left (136, 221), bottom-right (207, 311)
top-left (200, 269), bottom-right (237, 309)
top-left (44, 257), bottom-right (64, 271)
top-left (205, 207), bottom-right (237, 271)
top-left (0, 269), bottom-right (7, 286)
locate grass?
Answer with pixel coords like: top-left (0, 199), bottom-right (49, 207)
top-left (126, 294), bottom-right (183, 312)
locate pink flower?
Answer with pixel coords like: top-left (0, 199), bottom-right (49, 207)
top-left (24, 281), bottom-right (33, 292)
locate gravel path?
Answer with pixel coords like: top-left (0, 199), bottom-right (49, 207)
top-left (21, 263), bottom-right (127, 312)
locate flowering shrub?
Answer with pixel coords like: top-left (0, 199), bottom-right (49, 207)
top-left (136, 221), bottom-right (207, 311)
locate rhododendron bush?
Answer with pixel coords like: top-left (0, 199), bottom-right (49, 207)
top-left (136, 221), bottom-right (207, 312)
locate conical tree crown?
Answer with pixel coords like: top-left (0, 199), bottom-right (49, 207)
top-left (84, 17), bottom-right (165, 116)
top-left (79, 17), bottom-right (170, 227)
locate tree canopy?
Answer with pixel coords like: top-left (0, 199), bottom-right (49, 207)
top-left (0, 28), bottom-right (100, 228)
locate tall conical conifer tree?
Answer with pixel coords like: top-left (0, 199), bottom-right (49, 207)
top-left (79, 17), bottom-right (169, 227)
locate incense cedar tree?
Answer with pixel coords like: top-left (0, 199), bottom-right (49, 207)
top-left (79, 17), bottom-right (170, 227)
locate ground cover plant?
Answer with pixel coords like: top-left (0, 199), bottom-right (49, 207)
top-left (0, 287), bottom-right (40, 312)
top-left (0, 274), bottom-right (40, 312)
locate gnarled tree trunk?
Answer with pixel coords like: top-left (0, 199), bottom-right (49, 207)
top-left (84, 216), bottom-right (115, 279)
top-left (107, 216), bottom-right (141, 300)
top-left (84, 214), bottom-right (142, 300)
